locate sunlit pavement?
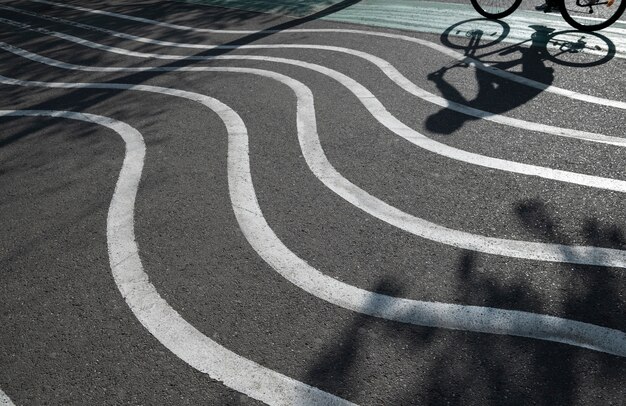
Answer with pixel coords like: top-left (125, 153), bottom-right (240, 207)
top-left (1, 0), bottom-right (626, 404)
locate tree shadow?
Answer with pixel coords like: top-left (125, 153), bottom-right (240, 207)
top-left (177, 0), bottom-right (350, 19)
top-left (0, 0), bottom-right (363, 148)
top-left (304, 199), bottom-right (626, 404)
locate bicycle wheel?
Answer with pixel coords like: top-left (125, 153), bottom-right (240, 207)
top-left (560, 0), bottom-right (626, 31)
top-left (470, 0), bottom-right (522, 18)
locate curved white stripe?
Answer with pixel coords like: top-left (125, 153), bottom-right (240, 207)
top-left (0, 109), bottom-right (352, 405)
top-left (28, 0), bottom-right (626, 110)
top-left (0, 389), bottom-right (15, 406)
top-left (4, 44), bottom-right (626, 267)
top-left (4, 5), bottom-right (623, 147)
top-left (226, 78), bottom-right (626, 359)
top-left (3, 76), bottom-right (626, 357)
top-left (2, 24), bottom-right (626, 196)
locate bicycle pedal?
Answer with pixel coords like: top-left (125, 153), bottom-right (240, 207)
top-left (607, 0), bottom-right (615, 6)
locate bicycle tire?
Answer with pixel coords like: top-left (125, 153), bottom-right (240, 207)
top-left (560, 0), bottom-right (626, 31)
top-left (470, 0), bottom-right (522, 18)
top-left (543, 30), bottom-right (615, 66)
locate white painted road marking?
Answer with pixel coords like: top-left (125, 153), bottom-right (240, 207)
top-left (0, 389), bottom-right (15, 406)
top-left (0, 109), bottom-right (354, 406)
top-left (3, 6), bottom-right (626, 404)
top-left (26, 0), bottom-right (626, 110)
top-left (4, 41), bottom-right (626, 265)
top-left (4, 20), bottom-right (626, 195)
top-left (3, 76), bottom-right (626, 357)
top-left (4, 4), bottom-right (624, 147)
top-left (4, 32), bottom-right (626, 266)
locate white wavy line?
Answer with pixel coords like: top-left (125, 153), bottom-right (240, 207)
top-left (4, 5), bottom-right (623, 147)
top-left (0, 389), bottom-right (15, 406)
top-left (3, 19), bottom-right (626, 196)
top-left (27, 0), bottom-right (626, 109)
top-left (5, 40), bottom-right (626, 266)
top-left (3, 77), bottom-right (625, 357)
top-left (0, 109), bottom-right (352, 405)
top-left (6, 43), bottom-right (626, 268)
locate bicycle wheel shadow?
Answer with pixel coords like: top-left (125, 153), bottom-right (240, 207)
top-left (425, 19), bottom-right (616, 135)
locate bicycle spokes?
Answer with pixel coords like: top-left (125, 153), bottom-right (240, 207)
top-left (562, 0), bottom-right (625, 30)
top-left (470, 0), bottom-right (521, 19)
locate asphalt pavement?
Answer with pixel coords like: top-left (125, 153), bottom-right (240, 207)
top-left (1, 0), bottom-right (626, 405)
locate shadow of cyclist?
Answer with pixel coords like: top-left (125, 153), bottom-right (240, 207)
top-left (425, 25), bottom-right (556, 135)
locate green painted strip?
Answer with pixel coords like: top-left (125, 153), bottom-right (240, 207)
top-left (319, 0), bottom-right (626, 58)
top-left (175, 0), bottom-right (626, 58)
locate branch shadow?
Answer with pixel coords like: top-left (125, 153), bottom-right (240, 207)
top-left (304, 199), bottom-right (626, 404)
top-left (0, 0), bottom-right (363, 149)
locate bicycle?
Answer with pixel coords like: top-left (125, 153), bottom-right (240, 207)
top-left (470, 0), bottom-right (626, 31)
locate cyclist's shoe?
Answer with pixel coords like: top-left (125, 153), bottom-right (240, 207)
top-left (608, 0), bottom-right (615, 6)
top-left (535, 2), bottom-right (560, 12)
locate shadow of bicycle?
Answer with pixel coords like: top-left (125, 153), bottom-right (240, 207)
top-left (426, 18), bottom-right (616, 135)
